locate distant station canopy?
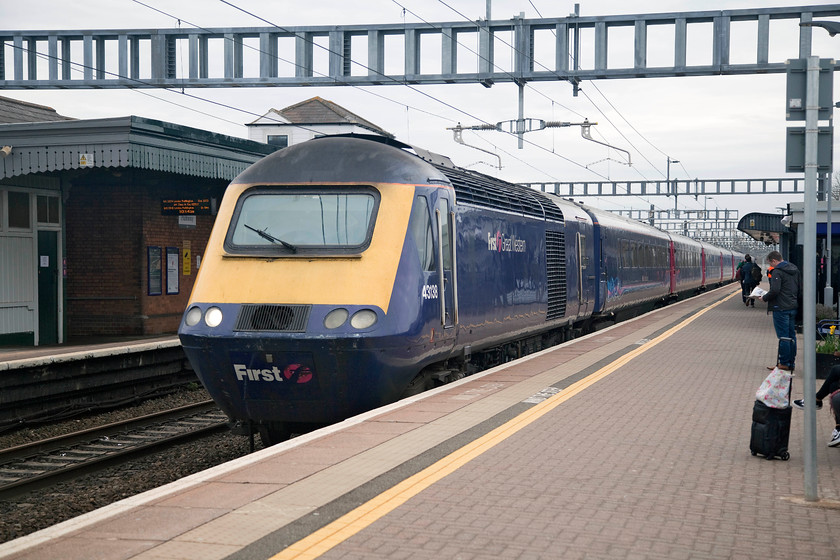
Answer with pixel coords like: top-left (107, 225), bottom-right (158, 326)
top-left (738, 213), bottom-right (787, 245)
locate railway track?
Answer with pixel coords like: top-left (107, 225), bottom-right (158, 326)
top-left (0, 401), bottom-right (228, 500)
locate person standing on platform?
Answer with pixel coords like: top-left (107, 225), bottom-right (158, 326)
top-left (829, 392), bottom-right (840, 447)
top-left (740, 255), bottom-right (757, 307)
top-left (793, 363), bottom-right (840, 411)
top-left (760, 250), bottom-right (801, 371)
top-left (793, 362), bottom-right (840, 445)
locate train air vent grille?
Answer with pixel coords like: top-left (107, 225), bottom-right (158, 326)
top-left (434, 165), bottom-right (564, 223)
top-left (545, 230), bottom-right (567, 320)
top-left (234, 304), bottom-right (311, 332)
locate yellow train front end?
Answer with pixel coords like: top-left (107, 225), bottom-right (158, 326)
top-left (178, 135), bottom-right (452, 444)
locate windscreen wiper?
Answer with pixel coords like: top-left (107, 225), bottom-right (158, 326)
top-left (244, 224), bottom-right (298, 253)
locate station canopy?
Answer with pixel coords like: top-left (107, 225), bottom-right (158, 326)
top-left (0, 115), bottom-right (276, 182)
top-left (737, 212), bottom-right (788, 245)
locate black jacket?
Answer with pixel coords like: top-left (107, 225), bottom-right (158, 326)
top-left (762, 261), bottom-right (801, 311)
top-left (740, 261), bottom-right (755, 285)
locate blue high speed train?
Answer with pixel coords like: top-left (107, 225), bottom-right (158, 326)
top-left (178, 135), bottom-right (740, 445)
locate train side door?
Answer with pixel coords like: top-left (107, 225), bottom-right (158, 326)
top-left (576, 231), bottom-right (591, 316)
top-left (701, 248), bottom-right (707, 286)
top-left (435, 193), bottom-right (457, 332)
top-left (669, 241), bottom-right (676, 293)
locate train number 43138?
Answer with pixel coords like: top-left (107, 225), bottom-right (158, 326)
top-left (422, 284), bottom-right (439, 300)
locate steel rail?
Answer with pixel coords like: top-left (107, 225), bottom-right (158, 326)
top-left (0, 401), bottom-right (228, 500)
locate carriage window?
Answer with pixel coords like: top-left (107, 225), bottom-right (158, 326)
top-left (410, 196), bottom-right (435, 271)
top-left (226, 188), bottom-right (378, 254)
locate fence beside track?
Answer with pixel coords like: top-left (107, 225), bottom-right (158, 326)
top-left (0, 339), bottom-right (196, 431)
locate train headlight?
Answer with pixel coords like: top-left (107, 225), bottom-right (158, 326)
top-left (324, 308), bottom-right (349, 329)
top-left (350, 309), bottom-right (377, 329)
top-left (204, 306), bottom-right (223, 328)
top-left (184, 306), bottom-right (203, 327)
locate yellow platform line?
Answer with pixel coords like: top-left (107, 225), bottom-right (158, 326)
top-left (271, 293), bottom-right (734, 560)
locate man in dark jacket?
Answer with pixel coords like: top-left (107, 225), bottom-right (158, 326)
top-left (740, 255), bottom-right (756, 306)
top-left (761, 250), bottom-right (801, 370)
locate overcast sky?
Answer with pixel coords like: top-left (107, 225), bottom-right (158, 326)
top-left (3, 0), bottom-right (840, 221)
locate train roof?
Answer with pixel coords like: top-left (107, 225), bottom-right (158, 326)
top-left (699, 240), bottom-right (724, 254)
top-left (543, 195), bottom-right (593, 226)
top-left (232, 134), bottom-right (566, 223)
top-left (231, 134), bottom-right (451, 187)
top-left (582, 204), bottom-right (671, 241)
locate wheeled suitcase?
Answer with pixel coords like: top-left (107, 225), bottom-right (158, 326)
top-left (749, 399), bottom-right (791, 460)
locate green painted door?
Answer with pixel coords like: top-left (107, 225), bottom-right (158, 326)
top-left (38, 231), bottom-right (59, 345)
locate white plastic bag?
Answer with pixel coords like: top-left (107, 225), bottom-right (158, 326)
top-left (755, 367), bottom-right (792, 409)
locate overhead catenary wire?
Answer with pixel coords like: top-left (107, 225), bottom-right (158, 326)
top-left (125, 0), bottom-right (605, 183)
top-left (132, 0), bottom-right (597, 182)
top-left (430, 0), bottom-right (676, 213)
top-left (9, 1), bottom-right (692, 215)
top-left (212, 0), bottom-right (608, 181)
top-left (130, 0), bottom-right (582, 183)
top-left (127, 0), bottom-right (450, 134)
top-left (431, 0), bottom-right (672, 211)
top-left (525, 0), bottom-right (721, 214)
top-left (521, 0), bottom-right (674, 177)
top-left (3, 39), bottom-right (328, 140)
top-left (2, 2), bottom-right (577, 186)
top-left (522, 0), bottom-right (716, 214)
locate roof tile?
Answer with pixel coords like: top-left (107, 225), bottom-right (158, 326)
top-left (0, 95), bottom-right (74, 124)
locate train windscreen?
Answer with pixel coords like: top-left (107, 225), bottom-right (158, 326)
top-left (226, 187), bottom-right (379, 254)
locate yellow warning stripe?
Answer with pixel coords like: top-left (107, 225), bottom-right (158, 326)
top-left (271, 292), bottom-right (735, 560)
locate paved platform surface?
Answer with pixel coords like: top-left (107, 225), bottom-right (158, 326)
top-left (2, 283), bottom-right (840, 560)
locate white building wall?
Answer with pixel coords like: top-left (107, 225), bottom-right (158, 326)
top-left (1, 182), bottom-right (63, 344)
top-left (0, 234), bottom-right (35, 336)
top-left (248, 124), bottom-right (382, 146)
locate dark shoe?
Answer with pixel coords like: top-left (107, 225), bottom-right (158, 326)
top-left (777, 364), bottom-right (792, 371)
top-left (793, 399), bottom-right (823, 410)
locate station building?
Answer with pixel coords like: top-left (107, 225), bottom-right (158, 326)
top-left (0, 96), bottom-right (277, 346)
top-left (0, 95), bottom-right (392, 347)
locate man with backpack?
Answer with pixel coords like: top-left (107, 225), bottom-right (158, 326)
top-left (740, 255), bottom-right (761, 307)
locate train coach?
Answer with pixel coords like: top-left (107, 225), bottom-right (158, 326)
top-left (178, 134), bottom-right (739, 445)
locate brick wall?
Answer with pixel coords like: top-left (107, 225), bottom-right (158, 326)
top-left (139, 181), bottom-right (220, 334)
top-left (65, 169), bottom-right (225, 337)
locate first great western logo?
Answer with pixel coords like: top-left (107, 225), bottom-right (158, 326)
top-left (487, 231), bottom-right (526, 253)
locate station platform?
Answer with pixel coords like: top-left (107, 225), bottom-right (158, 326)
top-left (0, 335), bottom-right (180, 368)
top-left (0, 335), bottom-right (186, 429)
top-left (2, 283), bottom-right (840, 560)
